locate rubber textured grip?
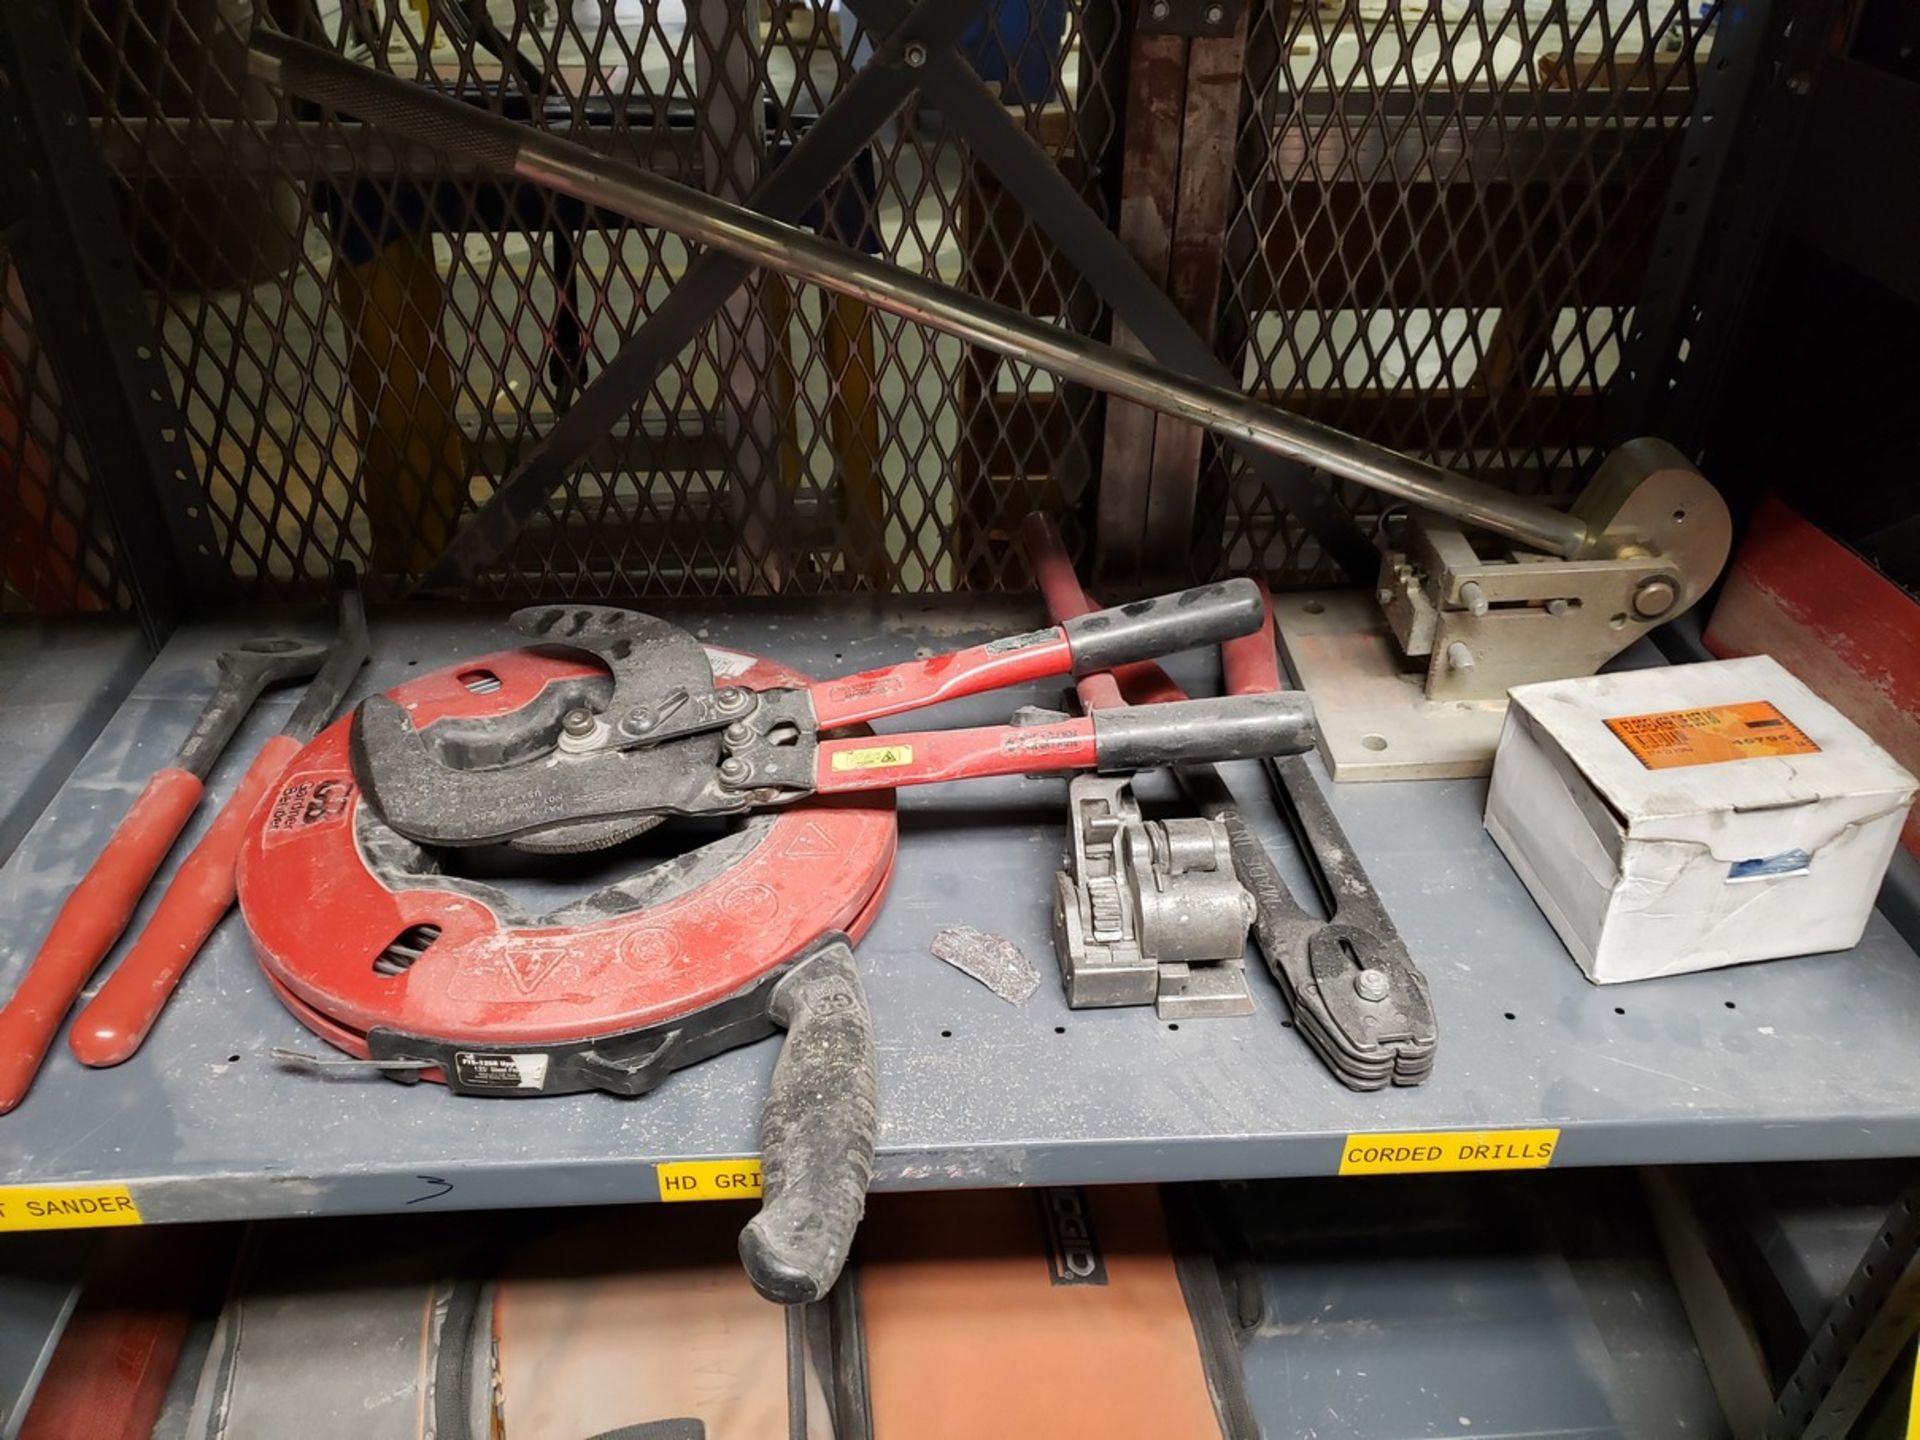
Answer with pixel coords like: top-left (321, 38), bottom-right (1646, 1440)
top-left (1060, 579), bottom-right (1262, 674)
top-left (70, 736), bottom-right (304, 1068)
top-left (1019, 515), bottom-right (1186, 708)
top-left (739, 935), bottom-right (877, 1305)
top-left (1091, 692), bottom-right (1316, 770)
top-left (0, 768), bottom-right (203, 1114)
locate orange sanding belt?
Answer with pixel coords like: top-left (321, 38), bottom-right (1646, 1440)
top-left (856, 1187), bottom-right (1224, 1438)
top-left (491, 1204), bottom-right (834, 1439)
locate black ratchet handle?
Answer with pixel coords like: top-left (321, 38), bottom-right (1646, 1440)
top-left (1093, 691), bottom-right (1316, 771)
top-left (1061, 579), bottom-right (1264, 674)
top-left (740, 934), bottom-right (877, 1305)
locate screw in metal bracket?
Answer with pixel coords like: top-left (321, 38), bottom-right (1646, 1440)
top-left (1445, 641), bottom-right (1475, 673)
top-left (713, 686), bottom-right (751, 716)
top-left (562, 707), bottom-right (596, 738)
top-left (723, 719), bottom-right (755, 747)
top-left (621, 707), bottom-right (657, 735)
top-left (1149, 0), bottom-right (1171, 18)
top-left (1354, 968), bottom-right (1391, 1003)
top-left (718, 756), bottom-right (752, 785)
top-left (1203, 2), bottom-right (1224, 21)
top-left (903, 40), bottom-right (928, 66)
top-left (1632, 575), bottom-right (1679, 620)
top-left (1459, 580), bottom-right (1489, 617)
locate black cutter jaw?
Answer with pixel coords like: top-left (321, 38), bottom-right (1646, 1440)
top-left (363, 959), bottom-right (798, 1097)
top-left (351, 607), bottom-right (826, 851)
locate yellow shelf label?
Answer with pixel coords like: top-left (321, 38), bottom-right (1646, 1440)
top-left (657, 1159), bottom-right (764, 1202)
top-left (0, 1184), bottom-right (143, 1231)
top-left (829, 744), bottom-right (914, 772)
top-left (1339, 1128), bottom-right (1560, 1176)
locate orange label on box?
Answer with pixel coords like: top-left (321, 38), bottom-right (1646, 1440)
top-left (1605, 701), bottom-right (1820, 770)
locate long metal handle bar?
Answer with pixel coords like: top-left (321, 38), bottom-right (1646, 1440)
top-left (247, 29), bottom-right (1594, 561)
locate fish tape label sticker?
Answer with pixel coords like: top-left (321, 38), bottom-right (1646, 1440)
top-left (0, 1184), bottom-right (144, 1231)
top-left (829, 744), bottom-right (914, 772)
top-left (1604, 701), bottom-right (1819, 770)
top-left (1339, 1129), bottom-right (1559, 1176)
top-left (657, 1159), bottom-right (764, 1202)
top-left (451, 1051), bottom-right (550, 1091)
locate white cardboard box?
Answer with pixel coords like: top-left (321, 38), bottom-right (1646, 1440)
top-left (1484, 655), bottom-right (1917, 984)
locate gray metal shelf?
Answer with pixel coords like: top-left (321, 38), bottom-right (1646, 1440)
top-left (0, 619), bottom-right (148, 866)
top-left (0, 1174), bottom-right (1731, 1440)
top-left (1, 599), bottom-right (1919, 1225)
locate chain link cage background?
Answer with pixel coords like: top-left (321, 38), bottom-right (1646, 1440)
top-left (0, 0), bottom-right (1715, 612)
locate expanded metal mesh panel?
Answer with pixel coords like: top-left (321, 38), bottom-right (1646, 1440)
top-left (66, 0), bottom-right (1119, 599)
top-left (0, 253), bottom-right (128, 615)
top-left (1210, 0), bottom-right (1714, 581)
top-left (39, 0), bottom-right (1712, 600)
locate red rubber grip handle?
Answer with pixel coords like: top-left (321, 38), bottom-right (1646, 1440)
top-left (1018, 515), bottom-right (1189, 708)
top-left (0, 768), bottom-right (203, 1114)
top-left (814, 720), bottom-right (1099, 792)
top-left (1220, 581), bottom-right (1284, 696)
top-left (70, 736), bottom-right (303, 1068)
top-left (808, 631), bottom-right (1076, 730)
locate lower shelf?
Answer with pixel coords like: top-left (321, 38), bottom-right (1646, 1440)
top-left (2, 1172), bottom-right (1730, 1440)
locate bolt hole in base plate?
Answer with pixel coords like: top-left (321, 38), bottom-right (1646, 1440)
top-left (1275, 590), bottom-right (1506, 780)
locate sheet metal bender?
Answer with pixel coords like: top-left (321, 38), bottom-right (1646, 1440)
top-left (248, 28), bottom-right (1733, 742)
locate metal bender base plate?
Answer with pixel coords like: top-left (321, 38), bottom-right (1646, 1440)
top-left (1273, 590), bottom-right (1506, 782)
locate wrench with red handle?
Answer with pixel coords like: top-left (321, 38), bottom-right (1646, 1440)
top-left (0, 572), bottom-right (365, 1111)
top-left (0, 632), bottom-right (334, 1114)
top-left (69, 574), bottom-right (367, 1067)
top-left (65, 734), bottom-right (310, 1068)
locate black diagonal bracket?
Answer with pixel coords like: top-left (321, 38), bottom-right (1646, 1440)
top-left (420, 0), bottom-right (979, 590)
top-left (872, 9), bottom-right (1373, 582)
top-left (414, 0), bottom-right (1373, 590)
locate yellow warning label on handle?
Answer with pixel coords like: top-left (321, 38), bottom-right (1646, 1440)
top-left (657, 1159), bottom-right (763, 1202)
top-left (829, 744), bottom-right (914, 772)
top-left (0, 1184), bottom-right (144, 1231)
top-left (1338, 1129), bottom-right (1559, 1176)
